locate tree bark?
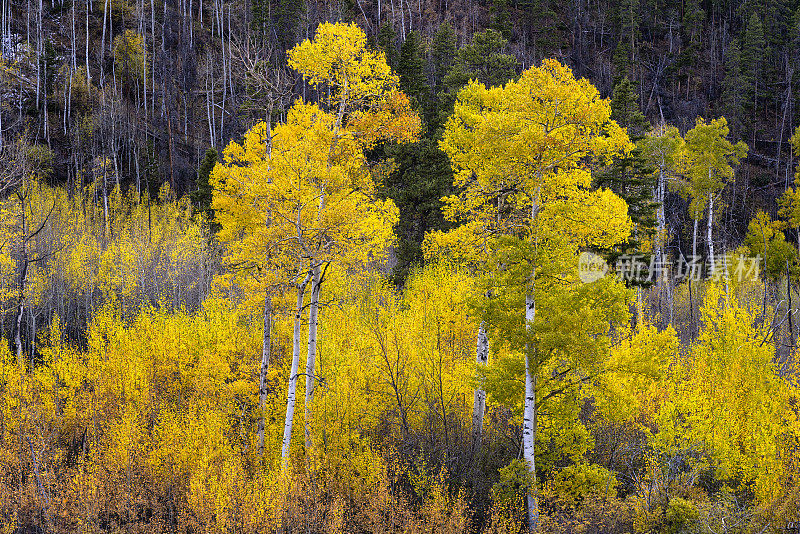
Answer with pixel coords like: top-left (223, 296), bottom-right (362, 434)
top-left (707, 194), bottom-right (715, 275)
top-left (470, 320), bottom-right (488, 454)
top-left (304, 263), bottom-right (322, 451)
top-left (14, 186), bottom-right (29, 362)
top-left (258, 292), bottom-right (273, 456)
top-left (281, 271), bottom-right (312, 465)
top-left (86, 0), bottom-right (91, 83)
top-left (655, 167), bottom-right (666, 323)
top-left (523, 195), bottom-right (539, 533)
top-left (788, 260), bottom-right (795, 349)
top-left (523, 294), bottom-right (538, 533)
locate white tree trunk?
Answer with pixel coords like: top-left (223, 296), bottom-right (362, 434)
top-left (304, 263), bottom-right (321, 450)
top-left (656, 168), bottom-right (665, 278)
top-left (707, 194), bottom-right (715, 275)
top-left (655, 168), bottom-right (667, 324)
top-left (281, 272), bottom-right (312, 465)
top-left (692, 218), bottom-right (698, 260)
top-left (471, 321), bottom-right (488, 454)
top-left (85, 0), bottom-right (90, 83)
top-left (523, 294), bottom-right (538, 533)
top-left (523, 195), bottom-right (539, 533)
top-left (258, 292), bottom-right (272, 456)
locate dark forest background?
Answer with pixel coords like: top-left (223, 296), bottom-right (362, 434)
top-left (1, 0), bottom-right (797, 276)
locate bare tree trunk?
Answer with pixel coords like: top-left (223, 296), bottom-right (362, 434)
top-left (14, 187), bottom-right (29, 362)
top-left (707, 194), bottom-right (715, 274)
top-left (35, 0), bottom-right (41, 107)
top-left (304, 263), bottom-right (322, 451)
top-left (523, 197), bottom-right (539, 533)
top-left (788, 261), bottom-right (795, 349)
top-left (523, 294), bottom-right (538, 533)
top-left (281, 271), bottom-right (312, 465)
top-left (470, 320), bottom-right (488, 454)
top-left (655, 167), bottom-right (666, 324)
top-left (100, 0), bottom-right (109, 84)
top-left (150, 0), bottom-right (155, 115)
top-left (86, 0), bottom-right (91, 83)
top-left (258, 292), bottom-right (272, 456)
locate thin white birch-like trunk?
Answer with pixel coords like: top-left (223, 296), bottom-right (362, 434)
top-left (523, 294), bottom-right (538, 533)
top-left (655, 167), bottom-right (667, 323)
top-left (523, 196), bottom-right (539, 533)
top-left (692, 218), bottom-right (698, 260)
top-left (281, 272), bottom-right (312, 465)
top-left (304, 264), bottom-right (322, 450)
top-left (85, 0), bottom-right (91, 83)
top-left (100, 0), bottom-right (109, 84)
top-left (470, 321), bottom-right (488, 453)
top-left (707, 194), bottom-right (715, 275)
top-left (258, 292), bottom-right (272, 456)
top-left (14, 185), bottom-right (28, 362)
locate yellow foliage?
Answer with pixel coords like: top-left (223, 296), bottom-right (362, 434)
top-left (655, 284), bottom-right (800, 503)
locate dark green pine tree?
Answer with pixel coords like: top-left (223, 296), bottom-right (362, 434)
top-left (610, 77), bottom-right (649, 138)
top-left (378, 140), bottom-right (454, 283)
top-left (443, 29), bottom-right (518, 91)
top-left (741, 13), bottom-right (766, 130)
top-left (251, 0), bottom-right (269, 40)
top-left (791, 5), bottom-right (800, 99)
top-left (191, 148), bottom-right (219, 231)
top-left (437, 29), bottom-right (518, 130)
top-left (682, 0), bottom-right (705, 45)
top-left (275, 0), bottom-right (305, 53)
top-left (397, 31), bottom-right (431, 118)
top-left (612, 0), bottom-right (640, 83)
top-left (377, 22), bottom-right (399, 71)
top-left (428, 23), bottom-right (457, 134)
top-left (430, 23), bottom-right (456, 95)
top-left (720, 41), bottom-right (745, 139)
top-left (489, 0), bottom-right (513, 39)
top-left (612, 41), bottom-right (632, 86)
top-left (520, 0), bottom-right (560, 59)
top-left (595, 78), bottom-right (657, 278)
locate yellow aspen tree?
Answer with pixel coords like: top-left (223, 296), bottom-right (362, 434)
top-left (438, 59), bottom-right (632, 532)
top-left (680, 117), bottom-right (747, 272)
top-left (639, 125), bottom-right (685, 324)
top-left (778, 126), bottom-right (800, 250)
top-left (654, 284), bottom-right (800, 503)
top-left (211, 22), bottom-right (419, 463)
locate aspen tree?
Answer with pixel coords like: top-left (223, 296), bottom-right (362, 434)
top-left (211, 22), bottom-right (419, 463)
top-left (680, 117), bottom-right (747, 275)
top-left (639, 124), bottom-right (685, 324)
top-left (439, 59), bottom-right (631, 532)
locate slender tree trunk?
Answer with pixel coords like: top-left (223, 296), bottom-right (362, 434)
top-left (100, 0), bottom-right (109, 84)
top-left (523, 294), bottom-right (538, 533)
top-left (35, 0), bottom-right (41, 108)
top-left (281, 272), bottom-right (312, 465)
top-left (258, 292), bottom-right (273, 456)
top-left (523, 196), bottom-right (539, 533)
top-left (471, 320), bottom-right (488, 454)
top-left (304, 263), bottom-right (321, 451)
top-left (707, 194), bottom-right (715, 274)
top-left (788, 261), bottom-right (795, 349)
top-left (86, 0), bottom-right (91, 83)
top-left (14, 189), bottom-right (29, 362)
top-left (656, 167), bottom-right (666, 324)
